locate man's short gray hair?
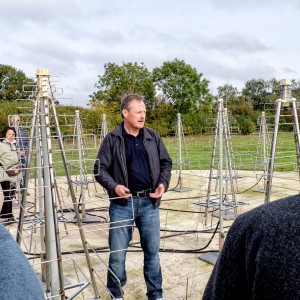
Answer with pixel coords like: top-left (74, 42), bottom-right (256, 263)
top-left (120, 94), bottom-right (145, 118)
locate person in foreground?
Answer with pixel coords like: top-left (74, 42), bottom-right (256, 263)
top-left (94, 94), bottom-right (172, 300)
top-left (203, 194), bottom-right (300, 300)
top-left (0, 224), bottom-right (44, 299)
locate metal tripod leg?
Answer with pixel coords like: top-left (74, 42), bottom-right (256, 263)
top-left (265, 98), bottom-right (300, 203)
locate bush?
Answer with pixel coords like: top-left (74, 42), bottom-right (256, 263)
top-left (235, 115), bottom-right (257, 134)
top-left (228, 103), bottom-right (253, 115)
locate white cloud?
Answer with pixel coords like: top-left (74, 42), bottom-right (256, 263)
top-left (1, 0), bottom-right (300, 106)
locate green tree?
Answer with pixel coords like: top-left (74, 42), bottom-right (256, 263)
top-left (216, 84), bottom-right (240, 105)
top-left (146, 96), bottom-right (174, 135)
top-left (89, 62), bottom-right (155, 109)
top-left (235, 115), bottom-right (257, 134)
top-left (290, 79), bottom-right (300, 101)
top-left (263, 78), bottom-right (280, 106)
top-left (241, 79), bottom-right (272, 110)
top-left (0, 64), bottom-right (33, 101)
top-left (0, 100), bottom-right (20, 128)
top-left (152, 58), bottom-right (213, 113)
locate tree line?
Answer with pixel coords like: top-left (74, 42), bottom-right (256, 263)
top-left (1, 62), bottom-right (300, 136)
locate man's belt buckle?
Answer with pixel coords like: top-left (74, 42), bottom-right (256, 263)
top-left (135, 189), bottom-right (151, 197)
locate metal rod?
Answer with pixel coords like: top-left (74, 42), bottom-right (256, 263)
top-left (291, 99), bottom-right (300, 179)
top-left (265, 100), bottom-right (281, 203)
top-left (218, 99), bottom-right (224, 250)
top-left (49, 89), bottom-right (100, 299)
top-left (40, 95), bottom-right (62, 299)
top-left (75, 110), bottom-right (86, 219)
top-left (17, 98), bottom-right (39, 243)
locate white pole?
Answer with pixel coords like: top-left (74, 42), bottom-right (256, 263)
top-left (218, 99), bottom-right (224, 250)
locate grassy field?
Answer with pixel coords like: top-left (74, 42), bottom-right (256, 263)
top-left (163, 132), bottom-right (299, 172)
top-left (48, 132), bottom-right (299, 177)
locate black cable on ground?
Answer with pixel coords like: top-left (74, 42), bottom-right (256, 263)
top-left (235, 173), bottom-right (264, 194)
top-left (168, 175), bottom-right (181, 191)
top-left (25, 220), bottom-right (221, 257)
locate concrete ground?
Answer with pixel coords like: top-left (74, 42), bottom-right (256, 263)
top-left (1, 169), bottom-right (298, 299)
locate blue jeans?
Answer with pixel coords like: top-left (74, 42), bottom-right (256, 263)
top-left (0, 224), bottom-right (44, 299)
top-left (107, 195), bottom-right (163, 299)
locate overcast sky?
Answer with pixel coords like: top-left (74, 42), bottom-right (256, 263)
top-left (1, 0), bottom-right (300, 107)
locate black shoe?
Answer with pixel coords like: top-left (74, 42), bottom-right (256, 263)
top-left (0, 214), bottom-right (14, 219)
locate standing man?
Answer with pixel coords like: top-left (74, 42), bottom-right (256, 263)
top-left (94, 94), bottom-right (172, 300)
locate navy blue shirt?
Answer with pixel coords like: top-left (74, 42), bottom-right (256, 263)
top-left (122, 126), bottom-right (151, 192)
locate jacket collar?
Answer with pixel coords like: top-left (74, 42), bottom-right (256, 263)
top-left (112, 123), bottom-right (152, 140)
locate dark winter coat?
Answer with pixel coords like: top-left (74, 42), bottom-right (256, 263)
top-left (94, 124), bottom-right (172, 206)
top-left (203, 194), bottom-right (300, 300)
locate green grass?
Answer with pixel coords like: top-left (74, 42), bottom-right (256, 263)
top-left (48, 132), bottom-right (299, 177)
top-left (162, 132), bottom-right (299, 172)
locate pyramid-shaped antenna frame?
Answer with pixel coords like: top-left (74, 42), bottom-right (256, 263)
top-left (16, 69), bottom-right (100, 299)
top-left (265, 79), bottom-right (300, 202)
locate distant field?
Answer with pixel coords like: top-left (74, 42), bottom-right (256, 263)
top-left (48, 132), bottom-right (299, 176)
top-left (163, 132), bottom-right (298, 172)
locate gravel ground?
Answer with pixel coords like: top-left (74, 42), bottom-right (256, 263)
top-left (1, 169), bottom-right (298, 299)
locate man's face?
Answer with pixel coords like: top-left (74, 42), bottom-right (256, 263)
top-left (123, 99), bottom-right (146, 130)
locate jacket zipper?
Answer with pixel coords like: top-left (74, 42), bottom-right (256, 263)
top-left (119, 136), bottom-right (129, 187)
top-left (143, 137), bottom-right (154, 188)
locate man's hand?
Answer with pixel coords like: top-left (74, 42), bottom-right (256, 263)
top-left (149, 183), bottom-right (165, 198)
top-left (115, 185), bottom-right (131, 198)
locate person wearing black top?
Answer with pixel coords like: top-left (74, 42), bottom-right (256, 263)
top-left (94, 94), bottom-right (172, 300)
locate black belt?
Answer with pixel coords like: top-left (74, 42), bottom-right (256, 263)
top-left (131, 189), bottom-right (152, 197)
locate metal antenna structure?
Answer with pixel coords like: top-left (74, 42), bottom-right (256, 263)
top-left (254, 111), bottom-right (271, 192)
top-left (95, 114), bottom-right (109, 198)
top-left (16, 69), bottom-right (100, 299)
top-left (203, 101), bottom-right (237, 224)
top-left (173, 113), bottom-right (191, 192)
top-left (99, 114), bottom-right (108, 145)
top-left (71, 110), bottom-right (99, 223)
top-left (265, 79), bottom-right (300, 203)
top-left (198, 99), bottom-right (237, 265)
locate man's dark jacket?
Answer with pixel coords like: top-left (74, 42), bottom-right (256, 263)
top-left (94, 124), bottom-right (172, 206)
